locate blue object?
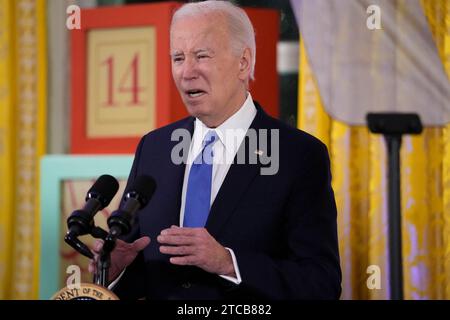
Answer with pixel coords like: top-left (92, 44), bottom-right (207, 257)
top-left (183, 131), bottom-right (218, 227)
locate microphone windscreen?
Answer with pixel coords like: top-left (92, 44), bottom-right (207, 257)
top-left (127, 175), bottom-right (156, 207)
top-left (87, 174), bottom-right (120, 208)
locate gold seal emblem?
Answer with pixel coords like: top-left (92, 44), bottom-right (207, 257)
top-left (51, 283), bottom-right (119, 300)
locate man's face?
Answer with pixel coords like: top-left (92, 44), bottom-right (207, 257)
top-left (170, 14), bottom-right (248, 127)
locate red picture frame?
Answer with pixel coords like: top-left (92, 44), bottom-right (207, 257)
top-left (71, 2), bottom-right (185, 154)
top-left (71, 3), bottom-right (279, 154)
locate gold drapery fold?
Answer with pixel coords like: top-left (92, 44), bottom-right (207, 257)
top-left (0, 0), bottom-right (46, 299)
top-left (0, 0), bottom-right (16, 300)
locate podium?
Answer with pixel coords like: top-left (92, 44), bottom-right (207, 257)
top-left (52, 283), bottom-right (119, 300)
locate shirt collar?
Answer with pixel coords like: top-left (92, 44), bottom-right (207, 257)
top-left (193, 92), bottom-right (257, 153)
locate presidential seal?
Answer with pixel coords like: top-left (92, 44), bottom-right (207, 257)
top-left (51, 283), bottom-right (119, 300)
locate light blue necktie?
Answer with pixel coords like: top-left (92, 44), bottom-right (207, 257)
top-left (183, 130), bottom-right (218, 227)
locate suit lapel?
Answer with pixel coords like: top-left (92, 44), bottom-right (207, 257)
top-left (206, 106), bottom-right (269, 237)
top-left (144, 117), bottom-right (195, 232)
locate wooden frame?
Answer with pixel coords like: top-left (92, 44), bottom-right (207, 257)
top-left (70, 3), bottom-right (280, 154)
top-left (39, 155), bottom-right (133, 299)
top-left (70, 2), bottom-right (185, 154)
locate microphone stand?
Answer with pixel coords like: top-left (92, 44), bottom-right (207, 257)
top-left (366, 113), bottom-right (422, 300)
top-left (93, 227), bottom-right (122, 287)
top-left (94, 234), bottom-right (116, 287)
top-left (93, 175), bottom-right (155, 286)
top-left (65, 225), bottom-right (108, 259)
top-left (65, 218), bottom-right (128, 288)
top-left (64, 223), bottom-right (113, 288)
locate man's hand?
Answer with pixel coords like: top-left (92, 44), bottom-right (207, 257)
top-left (157, 226), bottom-right (236, 277)
top-left (88, 236), bottom-right (150, 282)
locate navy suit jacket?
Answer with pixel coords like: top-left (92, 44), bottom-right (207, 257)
top-left (114, 102), bottom-right (341, 300)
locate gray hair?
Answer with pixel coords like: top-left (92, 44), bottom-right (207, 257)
top-left (171, 0), bottom-right (256, 80)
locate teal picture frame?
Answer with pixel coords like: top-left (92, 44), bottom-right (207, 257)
top-left (39, 155), bottom-right (133, 299)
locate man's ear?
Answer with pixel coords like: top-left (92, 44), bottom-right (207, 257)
top-left (238, 47), bottom-right (252, 80)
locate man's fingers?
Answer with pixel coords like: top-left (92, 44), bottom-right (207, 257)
top-left (169, 256), bottom-right (196, 266)
top-left (160, 227), bottom-right (204, 237)
top-left (88, 255), bottom-right (98, 273)
top-left (93, 239), bottom-right (104, 253)
top-left (159, 245), bottom-right (194, 256)
top-left (157, 234), bottom-right (196, 246)
top-left (131, 236), bottom-right (151, 251)
top-left (88, 261), bottom-right (95, 273)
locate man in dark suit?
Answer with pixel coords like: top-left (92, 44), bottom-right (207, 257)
top-left (90, 0), bottom-right (341, 300)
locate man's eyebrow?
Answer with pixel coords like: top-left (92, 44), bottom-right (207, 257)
top-left (193, 48), bottom-right (215, 54)
top-left (170, 48), bottom-right (215, 57)
top-left (170, 51), bottom-right (184, 57)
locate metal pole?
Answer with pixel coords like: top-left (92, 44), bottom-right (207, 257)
top-left (385, 134), bottom-right (403, 300)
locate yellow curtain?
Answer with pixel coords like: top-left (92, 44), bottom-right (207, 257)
top-left (298, 1), bottom-right (449, 299)
top-left (0, 0), bottom-right (46, 299)
top-left (0, 0), bottom-right (15, 300)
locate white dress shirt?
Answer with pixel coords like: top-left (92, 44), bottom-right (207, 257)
top-left (179, 92), bottom-right (257, 284)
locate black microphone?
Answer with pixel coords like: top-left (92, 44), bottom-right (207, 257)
top-left (107, 175), bottom-right (156, 237)
top-left (66, 174), bottom-right (119, 237)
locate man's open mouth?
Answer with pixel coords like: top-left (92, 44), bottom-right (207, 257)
top-left (186, 89), bottom-right (206, 98)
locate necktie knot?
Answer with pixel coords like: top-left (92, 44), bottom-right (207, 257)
top-left (196, 130), bottom-right (218, 165)
top-left (203, 130), bottom-right (218, 148)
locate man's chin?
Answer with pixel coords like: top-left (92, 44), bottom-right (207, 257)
top-left (185, 104), bottom-right (210, 119)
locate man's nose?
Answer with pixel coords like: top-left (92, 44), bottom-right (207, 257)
top-left (182, 57), bottom-right (198, 80)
